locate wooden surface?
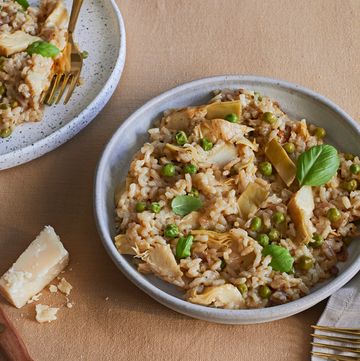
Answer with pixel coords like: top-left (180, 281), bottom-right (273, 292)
top-left (1, 1), bottom-right (360, 360)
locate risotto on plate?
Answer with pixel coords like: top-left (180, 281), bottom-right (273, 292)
top-left (114, 88), bottom-right (359, 309)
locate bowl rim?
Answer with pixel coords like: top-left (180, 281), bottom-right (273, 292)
top-left (0, 0), bottom-right (126, 170)
top-left (94, 75), bottom-right (360, 323)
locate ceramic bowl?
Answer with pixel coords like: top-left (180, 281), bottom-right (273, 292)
top-left (94, 75), bottom-right (360, 324)
top-left (0, 0), bottom-right (126, 170)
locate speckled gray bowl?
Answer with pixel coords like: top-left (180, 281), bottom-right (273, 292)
top-left (94, 75), bottom-right (360, 324)
top-left (0, 0), bottom-right (126, 170)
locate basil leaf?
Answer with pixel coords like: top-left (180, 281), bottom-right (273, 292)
top-left (15, 0), bottom-right (29, 9)
top-left (171, 195), bottom-right (202, 216)
top-left (296, 144), bottom-right (340, 186)
top-left (176, 235), bottom-right (193, 259)
top-left (27, 41), bottom-right (60, 58)
top-left (262, 244), bottom-right (294, 273)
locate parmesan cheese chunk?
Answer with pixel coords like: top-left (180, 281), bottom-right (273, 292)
top-left (35, 304), bottom-right (59, 323)
top-left (0, 226), bottom-right (69, 308)
top-left (57, 277), bottom-right (72, 296)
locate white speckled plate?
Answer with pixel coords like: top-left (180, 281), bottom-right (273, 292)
top-left (0, 0), bottom-right (126, 170)
top-left (94, 75), bottom-right (360, 324)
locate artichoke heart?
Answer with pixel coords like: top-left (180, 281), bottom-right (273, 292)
top-left (187, 284), bottom-right (244, 309)
top-left (265, 138), bottom-right (296, 187)
top-left (206, 142), bottom-right (238, 167)
top-left (162, 106), bottom-right (207, 130)
top-left (114, 234), bottom-right (136, 255)
top-left (0, 31), bottom-right (41, 57)
top-left (237, 182), bottom-right (269, 220)
top-left (287, 185), bottom-right (315, 244)
top-left (205, 100), bottom-right (241, 121)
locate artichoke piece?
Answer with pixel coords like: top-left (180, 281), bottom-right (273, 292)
top-left (187, 284), bottom-right (244, 309)
top-left (0, 31), bottom-right (41, 56)
top-left (205, 101), bottom-right (241, 121)
top-left (237, 182), bottom-right (269, 220)
top-left (287, 186), bottom-right (315, 244)
top-left (265, 138), bottom-right (296, 186)
top-left (191, 229), bottom-right (232, 249)
top-left (206, 142), bottom-right (238, 168)
top-left (114, 234), bottom-right (136, 255)
top-left (140, 243), bottom-right (184, 287)
top-left (162, 106), bottom-right (207, 130)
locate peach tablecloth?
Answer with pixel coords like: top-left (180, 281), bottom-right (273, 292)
top-left (1, 1), bottom-right (360, 360)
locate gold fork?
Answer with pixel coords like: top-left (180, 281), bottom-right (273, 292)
top-left (311, 325), bottom-right (360, 360)
top-left (41, 0), bottom-right (84, 105)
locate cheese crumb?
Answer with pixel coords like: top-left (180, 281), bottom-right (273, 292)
top-left (66, 302), bottom-right (73, 309)
top-left (57, 278), bottom-right (72, 296)
top-left (35, 304), bottom-right (59, 323)
top-left (49, 285), bottom-right (58, 293)
top-left (105, 297), bottom-right (109, 301)
top-left (27, 293), bottom-right (42, 304)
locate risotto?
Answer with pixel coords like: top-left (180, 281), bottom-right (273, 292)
top-left (0, 0), bottom-right (68, 138)
top-left (114, 89), bottom-right (359, 309)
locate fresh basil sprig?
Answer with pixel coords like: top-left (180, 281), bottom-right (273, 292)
top-left (296, 144), bottom-right (340, 186)
top-left (176, 235), bottom-right (193, 259)
top-left (27, 41), bottom-right (60, 58)
top-left (262, 244), bottom-right (294, 273)
top-left (15, 0), bottom-right (29, 9)
top-left (171, 195), bottom-right (202, 216)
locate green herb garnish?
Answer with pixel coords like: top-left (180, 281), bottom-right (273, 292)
top-left (296, 144), bottom-right (340, 186)
top-left (176, 235), bottom-right (193, 259)
top-left (27, 41), bottom-right (60, 58)
top-left (15, 0), bottom-right (29, 9)
top-left (262, 244), bottom-right (294, 273)
top-left (171, 195), bottom-right (202, 216)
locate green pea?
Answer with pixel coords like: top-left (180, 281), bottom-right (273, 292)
top-left (272, 211), bottom-right (285, 225)
top-left (259, 161), bottom-right (272, 176)
top-left (161, 163), bottom-right (176, 177)
top-left (184, 163), bottom-right (197, 174)
top-left (0, 103), bottom-right (8, 110)
top-left (310, 233), bottom-right (324, 248)
top-left (327, 207), bottom-right (341, 223)
top-left (297, 256), bottom-right (314, 271)
top-left (189, 188), bottom-right (199, 197)
top-left (283, 143), bottom-right (295, 154)
top-left (81, 50), bottom-right (89, 59)
top-left (175, 131), bottom-right (188, 146)
top-left (259, 285), bottom-right (272, 299)
top-left (220, 257), bottom-right (226, 270)
top-left (262, 112), bottom-right (277, 124)
top-left (315, 127), bottom-right (326, 139)
top-left (268, 228), bottom-right (280, 242)
top-left (164, 224), bottom-right (179, 238)
top-left (10, 100), bottom-right (18, 108)
top-left (200, 138), bottom-right (213, 151)
top-left (350, 164), bottom-right (360, 175)
top-left (343, 237), bottom-right (353, 246)
top-left (150, 202), bottom-right (161, 214)
top-left (0, 83), bottom-right (5, 96)
top-left (250, 216), bottom-right (262, 232)
top-left (342, 179), bottom-right (358, 192)
top-left (135, 202), bottom-right (146, 213)
top-left (237, 283), bottom-right (248, 296)
top-left (344, 153), bottom-right (355, 161)
top-left (0, 128), bottom-right (12, 138)
top-left (254, 92), bottom-right (262, 101)
top-left (224, 113), bottom-right (239, 123)
top-left (257, 233), bottom-right (269, 247)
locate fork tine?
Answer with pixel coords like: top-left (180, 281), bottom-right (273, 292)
top-left (54, 73), bottom-right (71, 104)
top-left (40, 74), bottom-right (56, 103)
top-left (311, 351), bottom-right (360, 361)
top-left (312, 325), bottom-right (360, 336)
top-left (63, 71), bottom-right (79, 104)
top-left (311, 342), bottom-right (360, 354)
top-left (45, 73), bottom-right (63, 105)
top-left (311, 334), bottom-right (360, 345)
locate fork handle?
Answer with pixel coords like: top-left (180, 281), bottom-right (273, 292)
top-left (68, 0), bottom-right (84, 34)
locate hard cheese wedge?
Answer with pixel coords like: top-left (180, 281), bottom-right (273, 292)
top-left (0, 226), bottom-right (69, 308)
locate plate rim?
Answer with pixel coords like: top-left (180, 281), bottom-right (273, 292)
top-left (0, 0), bottom-right (126, 170)
top-left (94, 75), bottom-right (360, 324)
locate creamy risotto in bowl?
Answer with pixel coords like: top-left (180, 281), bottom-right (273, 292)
top-left (113, 88), bottom-right (360, 310)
